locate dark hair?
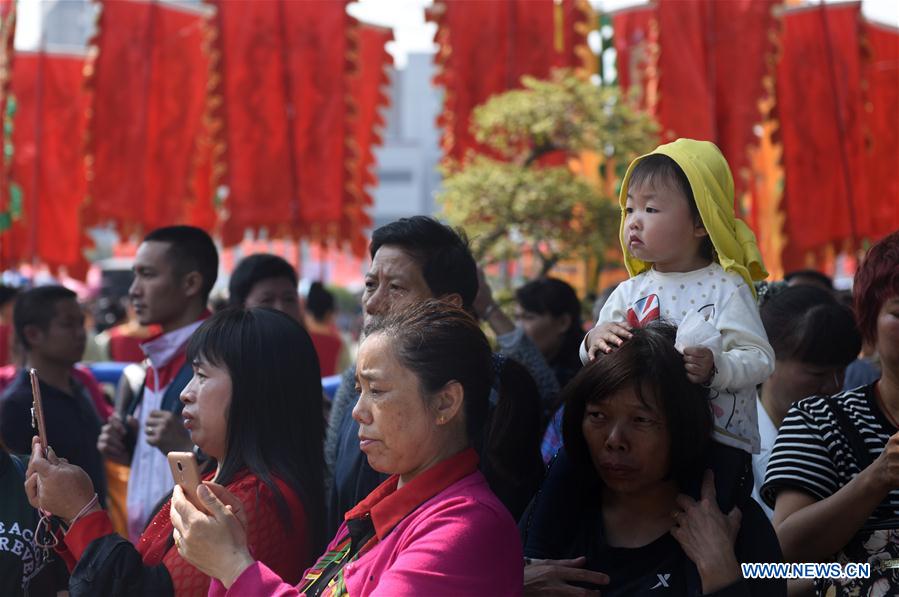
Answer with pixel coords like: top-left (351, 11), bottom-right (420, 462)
top-left (144, 226), bottom-right (219, 301)
top-left (562, 322), bottom-right (711, 490)
top-left (784, 269), bottom-right (834, 290)
top-left (761, 285), bottom-right (860, 367)
top-left (306, 282), bottom-right (335, 322)
top-left (628, 154), bottom-right (714, 261)
top-left (854, 231), bottom-right (899, 346)
top-left (365, 299), bottom-right (493, 443)
top-left (364, 299), bottom-right (543, 519)
top-left (228, 254), bottom-right (298, 308)
top-left (516, 277), bottom-right (584, 371)
top-left (14, 286), bottom-right (77, 350)
top-left (370, 216), bottom-right (478, 312)
top-left (187, 307), bottom-right (326, 550)
top-left (0, 285), bottom-right (19, 309)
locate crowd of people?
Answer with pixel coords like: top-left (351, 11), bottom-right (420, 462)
top-left (0, 137), bottom-right (895, 597)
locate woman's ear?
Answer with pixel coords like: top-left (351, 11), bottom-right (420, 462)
top-left (440, 293), bottom-right (464, 309)
top-left (434, 380), bottom-right (465, 426)
top-left (555, 313), bottom-right (573, 335)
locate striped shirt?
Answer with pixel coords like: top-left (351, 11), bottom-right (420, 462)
top-left (761, 383), bottom-right (899, 521)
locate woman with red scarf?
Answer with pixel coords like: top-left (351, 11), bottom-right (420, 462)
top-left (24, 308), bottom-right (326, 596)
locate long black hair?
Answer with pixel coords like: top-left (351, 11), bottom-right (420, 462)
top-left (186, 307), bottom-right (326, 550)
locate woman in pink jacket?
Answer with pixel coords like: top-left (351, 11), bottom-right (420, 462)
top-left (170, 299), bottom-right (523, 596)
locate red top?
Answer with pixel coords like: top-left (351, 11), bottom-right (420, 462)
top-left (107, 327), bottom-right (147, 363)
top-left (308, 331), bottom-right (342, 377)
top-left (61, 470), bottom-right (312, 596)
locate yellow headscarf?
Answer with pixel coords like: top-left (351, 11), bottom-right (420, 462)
top-left (618, 138), bottom-right (768, 296)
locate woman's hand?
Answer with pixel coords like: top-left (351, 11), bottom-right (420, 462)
top-left (524, 556), bottom-right (609, 596)
top-left (671, 471), bottom-right (742, 594)
top-left (170, 482), bottom-right (255, 588)
top-left (23, 437), bottom-right (99, 522)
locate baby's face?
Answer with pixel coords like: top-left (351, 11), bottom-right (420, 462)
top-left (624, 179), bottom-right (709, 273)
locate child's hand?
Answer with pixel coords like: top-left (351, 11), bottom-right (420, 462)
top-left (683, 346), bottom-right (715, 384)
top-left (586, 322), bottom-right (633, 359)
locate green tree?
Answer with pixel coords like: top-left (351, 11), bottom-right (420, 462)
top-left (438, 69), bottom-right (658, 288)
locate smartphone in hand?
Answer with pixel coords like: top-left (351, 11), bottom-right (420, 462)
top-left (29, 369), bottom-right (48, 456)
top-left (167, 451), bottom-right (207, 513)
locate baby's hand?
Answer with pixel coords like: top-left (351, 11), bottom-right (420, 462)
top-left (586, 322), bottom-right (633, 360)
top-left (683, 346), bottom-right (715, 384)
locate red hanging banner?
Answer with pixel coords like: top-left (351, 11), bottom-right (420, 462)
top-left (11, 53), bottom-right (90, 274)
top-left (282, 0), bottom-right (354, 241)
top-left (346, 23), bottom-right (393, 255)
top-left (430, 0), bottom-right (591, 163)
top-left (652, 0), bottom-right (778, 203)
top-left (85, 0), bottom-right (211, 235)
top-left (860, 21), bottom-right (899, 240)
top-left (612, 5), bottom-right (657, 112)
top-left (777, 3), bottom-right (866, 267)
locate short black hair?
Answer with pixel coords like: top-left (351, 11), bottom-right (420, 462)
top-left (143, 226), bottom-right (218, 301)
top-left (515, 277), bottom-right (583, 369)
top-left (0, 285), bottom-right (19, 309)
top-left (561, 322), bottom-right (711, 491)
top-left (761, 285), bottom-right (860, 367)
top-left (306, 282), bottom-right (335, 321)
top-left (370, 216), bottom-right (478, 311)
top-left (784, 269), bottom-right (834, 291)
top-left (14, 285), bottom-right (78, 350)
top-left (628, 154), bottom-right (714, 261)
top-left (228, 254), bottom-right (298, 308)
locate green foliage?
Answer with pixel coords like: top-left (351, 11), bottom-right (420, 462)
top-left (438, 69), bottom-right (658, 282)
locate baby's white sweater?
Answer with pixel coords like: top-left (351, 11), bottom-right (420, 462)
top-left (582, 263), bottom-right (774, 453)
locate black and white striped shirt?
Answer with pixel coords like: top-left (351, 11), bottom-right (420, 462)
top-left (761, 383), bottom-right (899, 521)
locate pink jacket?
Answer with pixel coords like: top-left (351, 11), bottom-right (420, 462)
top-left (210, 452), bottom-right (523, 596)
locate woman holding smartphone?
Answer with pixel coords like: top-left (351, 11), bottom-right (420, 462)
top-left (170, 301), bottom-right (523, 596)
top-left (24, 307), bottom-right (326, 597)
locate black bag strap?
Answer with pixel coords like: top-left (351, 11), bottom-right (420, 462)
top-left (829, 395), bottom-right (875, 470)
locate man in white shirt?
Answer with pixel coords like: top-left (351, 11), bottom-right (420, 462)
top-left (97, 226), bottom-right (218, 541)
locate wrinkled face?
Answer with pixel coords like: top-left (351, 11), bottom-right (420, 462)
top-left (180, 356), bottom-right (232, 460)
top-left (624, 180), bottom-right (708, 273)
top-left (30, 298), bottom-right (87, 365)
top-left (582, 385), bottom-right (672, 496)
top-left (514, 305), bottom-right (569, 361)
top-left (361, 246), bottom-right (433, 328)
top-left (129, 241), bottom-right (190, 328)
top-left (767, 359), bottom-right (845, 403)
top-left (244, 276), bottom-right (301, 322)
top-left (876, 296), bottom-right (899, 375)
top-left (352, 334), bottom-right (441, 483)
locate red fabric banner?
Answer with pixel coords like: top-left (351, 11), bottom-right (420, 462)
top-left (346, 23), bottom-right (393, 255)
top-left (860, 21), bottom-right (899, 240)
top-left (655, 0), bottom-right (778, 202)
top-left (209, 0), bottom-right (357, 247)
top-left (10, 53), bottom-right (89, 274)
top-left (208, 0), bottom-right (294, 245)
top-left (612, 6), bottom-right (657, 111)
top-left (777, 3), bottom-right (866, 266)
top-left (431, 0), bottom-right (590, 162)
top-left (85, 0), bottom-right (210, 235)
top-left (282, 0), bottom-right (353, 240)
